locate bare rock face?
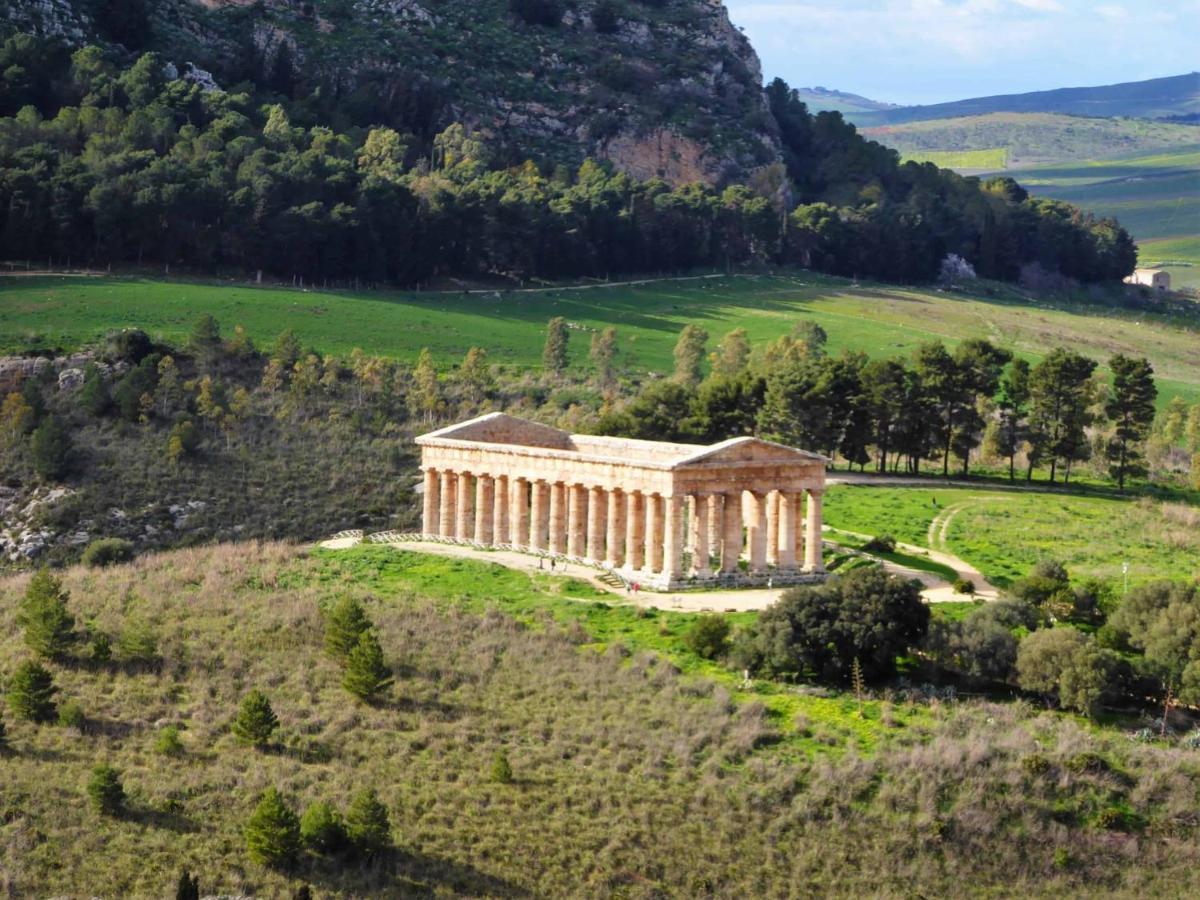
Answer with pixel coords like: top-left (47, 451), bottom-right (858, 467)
top-left (0, 0), bottom-right (89, 41)
top-left (601, 128), bottom-right (715, 186)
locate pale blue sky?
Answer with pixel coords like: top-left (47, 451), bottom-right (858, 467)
top-left (724, 0), bottom-right (1200, 105)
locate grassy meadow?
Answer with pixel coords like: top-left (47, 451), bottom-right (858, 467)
top-left (900, 147), bottom-right (1008, 170)
top-left (824, 484), bottom-right (1200, 588)
top-left (3, 273), bottom-right (1199, 407)
top-left (4, 542), bottom-right (1200, 897)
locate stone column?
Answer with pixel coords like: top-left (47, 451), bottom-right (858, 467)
top-left (792, 493), bottom-right (805, 565)
top-left (586, 486), bottom-right (606, 563)
top-left (493, 475), bottom-right (509, 545)
top-left (530, 480), bottom-right (550, 551)
top-left (510, 477), bottom-right (529, 550)
top-left (662, 495), bottom-right (684, 580)
top-left (567, 484), bottom-right (587, 558)
top-left (720, 491), bottom-right (742, 574)
top-left (748, 492), bottom-right (768, 573)
top-left (691, 494), bottom-right (711, 577)
top-left (439, 470), bottom-right (456, 538)
top-left (422, 468), bottom-right (439, 537)
top-left (708, 494), bottom-right (724, 565)
top-left (548, 482), bottom-right (567, 556)
top-left (625, 491), bottom-right (645, 571)
top-left (645, 494), bottom-right (665, 574)
top-left (605, 490), bottom-right (624, 568)
top-left (455, 472), bottom-right (473, 541)
top-left (778, 491), bottom-right (798, 569)
top-left (474, 475), bottom-right (494, 545)
top-left (766, 491), bottom-right (781, 567)
top-left (805, 489), bottom-right (825, 573)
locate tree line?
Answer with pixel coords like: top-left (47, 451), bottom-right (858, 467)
top-left (0, 37), bottom-right (1137, 287)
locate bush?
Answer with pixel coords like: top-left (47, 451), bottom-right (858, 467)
top-left (953, 578), bottom-right (975, 595)
top-left (6, 660), bottom-right (57, 723)
top-left (155, 724), bottom-right (185, 756)
top-left (87, 764), bottom-right (125, 816)
top-left (91, 632), bottom-right (113, 663)
top-left (862, 534), bottom-right (896, 553)
top-left (17, 569), bottom-right (75, 660)
top-left (30, 415), bottom-right (71, 479)
top-left (1017, 629), bottom-right (1116, 716)
top-left (343, 630), bottom-right (393, 703)
top-left (116, 617), bottom-right (159, 668)
top-left (683, 615), bottom-right (731, 660)
top-left (244, 787), bottom-right (301, 867)
top-left (324, 596), bottom-right (372, 662)
top-left (344, 789), bottom-right (391, 856)
top-left (923, 610), bottom-right (1019, 683)
top-left (175, 869), bottom-right (200, 900)
top-left (82, 538), bottom-right (135, 568)
top-left (300, 800), bottom-right (346, 854)
top-left (232, 690), bottom-right (279, 749)
top-left (58, 700), bottom-right (86, 731)
top-left (491, 749), bottom-right (513, 784)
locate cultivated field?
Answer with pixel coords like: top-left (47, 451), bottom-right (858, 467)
top-left (3, 274), bottom-right (1199, 406)
top-left (900, 147), bottom-right (1008, 170)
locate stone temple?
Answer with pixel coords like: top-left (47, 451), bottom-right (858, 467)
top-left (416, 413), bottom-right (828, 590)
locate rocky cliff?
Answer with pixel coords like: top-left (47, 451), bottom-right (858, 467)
top-left (1, 0), bottom-right (781, 185)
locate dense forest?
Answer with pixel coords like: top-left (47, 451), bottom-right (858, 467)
top-left (0, 35), bottom-right (1137, 285)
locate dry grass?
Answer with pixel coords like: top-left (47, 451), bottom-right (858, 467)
top-left (2, 542), bottom-right (1200, 897)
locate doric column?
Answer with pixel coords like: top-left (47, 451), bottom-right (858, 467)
top-left (605, 490), bottom-right (625, 568)
top-left (474, 475), bottom-right (494, 545)
top-left (567, 484), bottom-right (587, 558)
top-left (748, 492), bottom-right (768, 573)
top-left (439, 470), bottom-right (456, 538)
top-left (645, 494), bottom-right (665, 573)
top-left (805, 489), bottom-right (825, 573)
top-left (766, 491), bottom-right (780, 567)
top-left (493, 475), bottom-right (509, 545)
top-left (510, 478), bottom-right (529, 550)
top-left (720, 491), bottom-right (743, 574)
top-left (778, 491), bottom-right (798, 569)
top-left (691, 494), bottom-right (711, 577)
top-left (792, 493), bottom-right (805, 564)
top-left (662, 495), bottom-right (684, 580)
top-left (455, 472), bottom-right (473, 541)
top-left (625, 491), bottom-right (645, 571)
top-left (548, 482), bottom-right (567, 556)
top-left (586, 486), bottom-right (606, 563)
top-left (530, 480), bottom-right (550, 551)
top-left (708, 494), bottom-right (724, 564)
top-left (422, 468), bottom-right (439, 537)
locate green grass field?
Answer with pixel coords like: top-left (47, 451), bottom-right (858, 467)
top-left (901, 147), bottom-right (1008, 170)
top-left (4, 273), bottom-right (1199, 406)
top-left (824, 484), bottom-right (1200, 587)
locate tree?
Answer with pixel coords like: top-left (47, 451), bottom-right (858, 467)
top-left (0, 391), bottom-right (34, 445)
top-left (175, 870), bottom-right (200, 900)
top-left (343, 631), bottom-right (393, 703)
top-left (410, 348), bottom-right (441, 422)
top-left (344, 788), bottom-right (391, 856)
top-left (683, 615), bottom-right (731, 660)
top-left (598, 380), bottom-right (696, 443)
top-left (6, 660), bottom-right (57, 722)
top-left (589, 326), bottom-right (618, 385)
top-left (672, 324), bottom-right (709, 386)
top-left (1104, 354), bottom-right (1157, 491)
top-left (543, 317), bottom-right (569, 375)
top-left (710, 328), bottom-right (751, 377)
top-left (300, 800), bottom-right (347, 853)
top-left (188, 314), bottom-right (222, 362)
top-left (995, 358), bottom-right (1031, 481)
top-left (687, 371), bottom-right (765, 442)
top-left (1016, 628), bottom-right (1114, 716)
top-left (951, 339), bottom-right (1012, 475)
top-left (244, 787), bottom-right (301, 867)
top-left (457, 346), bottom-right (493, 406)
top-left (232, 690), bottom-right (279, 748)
top-left (79, 363), bottom-right (112, 416)
top-left (87, 764), bottom-right (125, 817)
top-left (17, 569), bottom-right (75, 659)
top-left (924, 603), bottom-right (1022, 682)
top-left (30, 415), bottom-right (71, 480)
top-left (166, 419), bottom-right (199, 464)
top-left (1108, 581), bottom-right (1200, 705)
top-left (1026, 348), bottom-right (1097, 482)
top-left (324, 596), bottom-right (372, 662)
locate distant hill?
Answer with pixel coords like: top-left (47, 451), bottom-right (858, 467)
top-left (791, 86), bottom-right (898, 115)
top-left (851, 72), bottom-right (1200, 126)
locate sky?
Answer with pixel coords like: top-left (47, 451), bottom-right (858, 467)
top-left (724, 0), bottom-right (1200, 106)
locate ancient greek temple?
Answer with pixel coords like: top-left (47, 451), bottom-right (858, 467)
top-left (416, 413), bottom-right (828, 590)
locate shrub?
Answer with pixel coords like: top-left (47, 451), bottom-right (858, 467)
top-left (683, 615), bottom-right (731, 660)
top-left (300, 800), bottom-right (346, 854)
top-left (6, 660), bottom-right (57, 723)
top-left (30, 415), bottom-right (71, 479)
top-left (953, 578), bottom-right (975, 595)
top-left (91, 633), bottom-right (112, 663)
top-left (17, 569), bottom-right (75, 659)
top-left (87, 764), bottom-right (125, 816)
top-left (175, 869), bottom-right (200, 900)
top-left (244, 787), bottom-right (301, 867)
top-left (155, 725), bottom-right (185, 756)
top-left (1017, 628), bottom-right (1117, 716)
top-left (232, 690), bottom-right (279, 749)
top-left (491, 749), bottom-right (514, 784)
top-left (82, 538), bottom-right (135, 568)
top-left (79, 363), bottom-right (112, 416)
top-left (324, 596), bottom-right (372, 662)
top-left (166, 419), bottom-right (199, 463)
top-left (117, 617), bottom-right (159, 668)
top-left (344, 788), bottom-right (391, 857)
top-left (862, 534), bottom-right (896, 553)
top-left (58, 700), bottom-right (86, 731)
top-left (1022, 753), bottom-right (1051, 776)
top-left (343, 630), bottom-right (393, 703)
top-left (923, 611), bottom-right (1019, 683)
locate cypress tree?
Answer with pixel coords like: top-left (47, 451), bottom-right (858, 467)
top-left (232, 690), bottom-right (279, 748)
top-left (6, 660), bottom-right (57, 723)
top-left (343, 631), bottom-right (393, 703)
top-left (324, 596), bottom-right (371, 662)
top-left (17, 568), bottom-right (75, 659)
top-left (344, 788), bottom-right (391, 857)
top-left (86, 764), bottom-right (125, 816)
top-left (542, 316), bottom-right (569, 375)
top-left (244, 787), bottom-right (301, 867)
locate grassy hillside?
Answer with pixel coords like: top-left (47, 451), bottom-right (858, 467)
top-left (4, 274), bottom-right (1199, 406)
top-left (900, 147), bottom-right (1008, 170)
top-left (865, 113), bottom-right (1200, 168)
top-left (4, 542), bottom-right (1200, 896)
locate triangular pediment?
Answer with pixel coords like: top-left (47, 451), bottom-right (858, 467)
top-left (417, 413), bottom-right (573, 450)
top-left (671, 437), bottom-right (827, 468)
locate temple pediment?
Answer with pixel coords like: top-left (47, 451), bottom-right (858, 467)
top-left (671, 437), bottom-right (828, 469)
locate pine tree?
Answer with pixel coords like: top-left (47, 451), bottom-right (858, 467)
top-left (86, 764), bottom-right (125, 816)
top-left (343, 631), bottom-right (393, 703)
top-left (324, 596), bottom-right (371, 662)
top-left (17, 568), bottom-right (75, 659)
top-left (4, 660), bottom-right (55, 722)
top-left (79, 363), bottom-right (112, 416)
top-left (300, 800), bottom-right (346, 853)
top-left (672, 324), bottom-right (709, 387)
top-left (30, 415), bottom-right (71, 480)
top-left (344, 788), bottom-right (391, 856)
top-left (1104, 354), bottom-right (1158, 491)
top-left (232, 690), bottom-right (279, 749)
top-left (543, 317), bottom-right (569, 375)
top-left (244, 787), bottom-right (301, 867)
top-left (175, 869), bottom-right (200, 900)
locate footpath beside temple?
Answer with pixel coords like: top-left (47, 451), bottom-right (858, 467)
top-left (416, 413), bottom-right (828, 590)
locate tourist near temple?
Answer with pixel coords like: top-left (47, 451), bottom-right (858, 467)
top-left (416, 413), bottom-right (829, 590)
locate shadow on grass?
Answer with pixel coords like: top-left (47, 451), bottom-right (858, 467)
top-left (130, 804), bottom-right (199, 834)
top-left (295, 846), bottom-right (531, 898)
